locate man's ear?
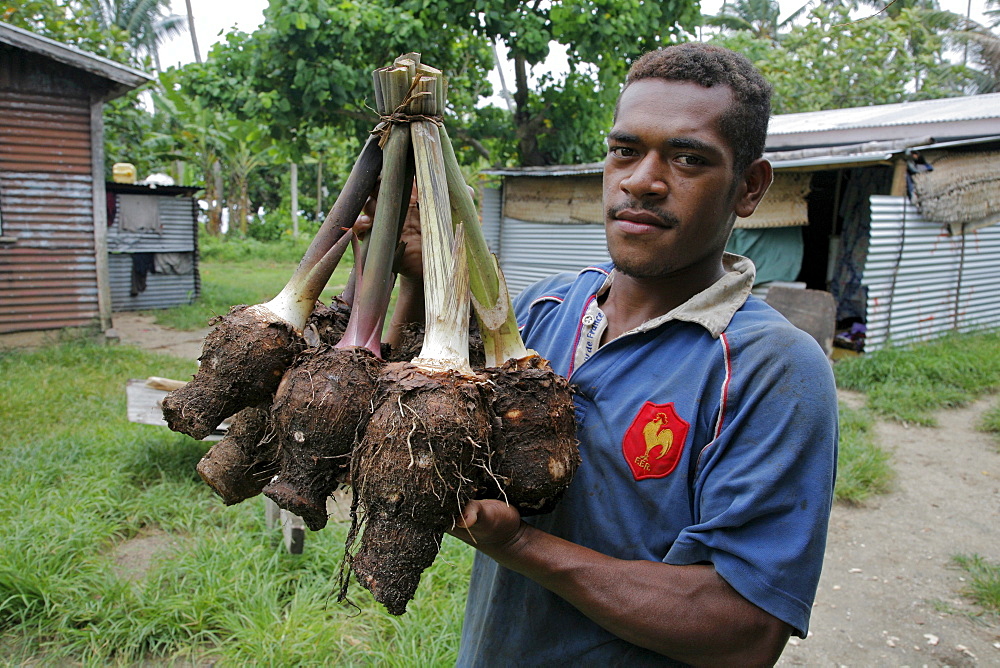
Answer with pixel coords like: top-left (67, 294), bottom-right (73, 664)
top-left (734, 159), bottom-right (773, 219)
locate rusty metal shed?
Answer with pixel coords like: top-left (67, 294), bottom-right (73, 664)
top-left (0, 22), bottom-right (152, 340)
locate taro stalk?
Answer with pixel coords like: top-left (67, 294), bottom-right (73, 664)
top-left (263, 59), bottom-right (418, 531)
top-left (347, 67), bottom-right (494, 615)
top-left (440, 125), bottom-right (580, 515)
top-left (161, 136), bottom-right (383, 440)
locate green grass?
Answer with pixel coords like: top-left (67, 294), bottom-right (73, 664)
top-left (835, 331), bottom-right (1000, 425)
top-left (951, 554), bottom-right (1000, 616)
top-left (980, 400), bottom-right (1000, 448)
top-left (835, 404), bottom-right (893, 504)
top-left (0, 340), bottom-right (472, 665)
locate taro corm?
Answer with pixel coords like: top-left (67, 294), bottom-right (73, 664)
top-left (347, 70), bottom-right (495, 614)
top-left (263, 60), bottom-right (417, 531)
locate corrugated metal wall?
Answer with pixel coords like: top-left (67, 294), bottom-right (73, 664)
top-left (480, 187), bottom-right (501, 255)
top-left (107, 193), bottom-right (199, 311)
top-left (497, 218), bottom-right (610, 296)
top-left (863, 195), bottom-right (1000, 350)
top-left (0, 90), bottom-right (99, 333)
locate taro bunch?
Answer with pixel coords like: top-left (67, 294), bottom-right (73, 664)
top-left (341, 58), bottom-right (579, 616)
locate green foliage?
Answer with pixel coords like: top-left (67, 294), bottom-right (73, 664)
top-left (951, 554), bottom-right (1000, 615)
top-left (0, 341), bottom-right (471, 664)
top-left (834, 331), bottom-right (1000, 425)
top-left (2, 0), bottom-right (138, 66)
top-left (835, 405), bottom-right (893, 504)
top-left (712, 2), bottom-right (975, 113)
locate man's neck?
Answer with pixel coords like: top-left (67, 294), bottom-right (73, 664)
top-left (599, 262), bottom-right (726, 344)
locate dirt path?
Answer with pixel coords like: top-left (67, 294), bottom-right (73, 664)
top-left (113, 315), bottom-right (1000, 665)
top-left (780, 395), bottom-right (1000, 666)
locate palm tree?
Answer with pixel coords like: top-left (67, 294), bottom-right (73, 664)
top-left (85, 0), bottom-right (187, 70)
top-left (948, 0), bottom-right (1000, 93)
top-left (704, 0), bottom-right (788, 42)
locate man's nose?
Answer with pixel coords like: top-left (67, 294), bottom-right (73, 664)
top-left (619, 155), bottom-right (668, 199)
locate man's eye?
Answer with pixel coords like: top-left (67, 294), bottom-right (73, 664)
top-left (609, 146), bottom-right (637, 158)
top-left (677, 155), bottom-right (704, 165)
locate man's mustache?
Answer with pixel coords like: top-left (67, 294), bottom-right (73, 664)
top-left (606, 201), bottom-right (681, 227)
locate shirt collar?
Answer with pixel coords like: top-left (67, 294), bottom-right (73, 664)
top-left (595, 253), bottom-right (755, 339)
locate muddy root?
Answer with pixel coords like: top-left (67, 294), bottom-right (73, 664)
top-left (349, 361), bottom-right (492, 614)
top-left (162, 304), bottom-right (303, 440)
top-left (483, 355), bottom-right (579, 515)
top-left (263, 345), bottom-right (384, 531)
top-left (196, 403), bottom-right (276, 505)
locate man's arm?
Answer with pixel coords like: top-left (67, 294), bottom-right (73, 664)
top-left (451, 499), bottom-right (791, 668)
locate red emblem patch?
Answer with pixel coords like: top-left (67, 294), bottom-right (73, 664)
top-left (622, 402), bottom-right (689, 481)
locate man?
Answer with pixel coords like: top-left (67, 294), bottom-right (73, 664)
top-left (447, 43), bottom-right (838, 666)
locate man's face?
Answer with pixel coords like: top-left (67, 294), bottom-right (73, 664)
top-left (603, 78), bottom-right (744, 282)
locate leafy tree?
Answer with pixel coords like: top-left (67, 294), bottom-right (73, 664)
top-left (82, 0), bottom-right (186, 70)
top-left (704, 0), bottom-right (789, 43)
top-left (416, 0), bottom-right (701, 165)
top-left (1, 0), bottom-right (135, 64)
top-left (948, 0), bottom-right (1000, 93)
top-left (713, 3), bottom-right (973, 114)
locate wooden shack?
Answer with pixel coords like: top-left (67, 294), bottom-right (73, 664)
top-left (0, 22), bottom-right (151, 342)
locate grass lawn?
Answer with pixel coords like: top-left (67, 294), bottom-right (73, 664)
top-left (834, 331), bottom-right (1000, 426)
top-left (0, 339), bottom-right (471, 666)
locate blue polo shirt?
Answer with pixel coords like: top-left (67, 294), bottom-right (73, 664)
top-left (457, 256), bottom-right (839, 666)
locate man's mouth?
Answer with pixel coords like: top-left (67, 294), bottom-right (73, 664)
top-left (608, 206), bottom-right (676, 229)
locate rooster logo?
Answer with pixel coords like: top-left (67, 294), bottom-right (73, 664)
top-left (622, 401), bottom-right (689, 481)
top-left (634, 413), bottom-right (674, 472)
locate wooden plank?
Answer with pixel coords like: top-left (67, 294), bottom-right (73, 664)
top-left (126, 378), bottom-right (311, 553)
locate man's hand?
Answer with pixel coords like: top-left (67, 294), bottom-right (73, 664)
top-left (449, 499), bottom-right (525, 550)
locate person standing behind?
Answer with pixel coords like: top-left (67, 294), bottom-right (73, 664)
top-left (450, 43), bottom-right (839, 667)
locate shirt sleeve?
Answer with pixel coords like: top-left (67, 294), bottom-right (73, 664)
top-left (664, 324), bottom-right (839, 637)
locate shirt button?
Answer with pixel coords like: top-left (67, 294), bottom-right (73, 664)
top-left (582, 314), bottom-right (595, 326)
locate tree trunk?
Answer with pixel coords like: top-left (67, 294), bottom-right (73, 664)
top-left (315, 159), bottom-right (323, 220)
top-left (185, 0), bottom-right (202, 64)
top-left (290, 162), bottom-right (299, 238)
top-left (512, 53), bottom-right (547, 167)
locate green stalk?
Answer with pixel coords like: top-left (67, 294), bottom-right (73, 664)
top-left (410, 74), bottom-right (474, 375)
top-left (439, 126), bottom-right (528, 366)
top-left (263, 135), bottom-right (382, 330)
top-left (337, 66), bottom-right (413, 356)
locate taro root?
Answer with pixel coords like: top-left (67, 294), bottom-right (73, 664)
top-left (161, 135), bottom-right (381, 440)
top-left (263, 345), bottom-right (384, 530)
top-left (262, 61), bottom-right (415, 531)
top-left (350, 362), bottom-right (492, 615)
top-left (196, 403), bottom-right (277, 505)
top-left (162, 305), bottom-right (303, 440)
top-left (306, 297), bottom-right (352, 346)
top-left (485, 355), bottom-right (579, 515)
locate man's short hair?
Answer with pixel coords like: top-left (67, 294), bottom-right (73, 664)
top-left (623, 43), bottom-right (772, 175)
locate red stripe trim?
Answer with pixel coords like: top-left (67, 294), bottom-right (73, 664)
top-left (567, 293), bottom-right (597, 378)
top-left (714, 333), bottom-right (733, 440)
top-left (529, 295), bottom-right (565, 308)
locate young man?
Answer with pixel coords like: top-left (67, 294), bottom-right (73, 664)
top-left (449, 43), bottom-right (838, 666)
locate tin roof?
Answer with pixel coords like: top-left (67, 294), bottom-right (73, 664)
top-left (485, 93), bottom-right (1000, 177)
top-left (766, 93), bottom-right (1000, 150)
top-left (0, 21), bottom-right (152, 100)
